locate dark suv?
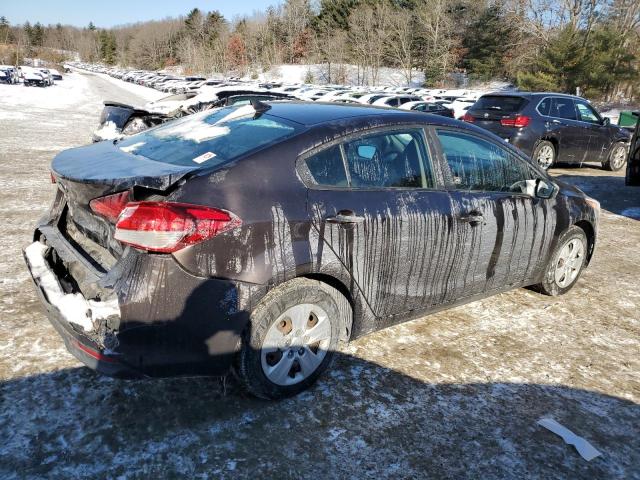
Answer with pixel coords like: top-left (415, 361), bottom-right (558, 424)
top-left (463, 93), bottom-right (630, 171)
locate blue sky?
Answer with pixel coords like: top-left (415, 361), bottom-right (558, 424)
top-left (2, 1), bottom-right (280, 28)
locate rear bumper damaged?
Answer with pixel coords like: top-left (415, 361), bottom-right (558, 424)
top-left (24, 225), bottom-right (256, 378)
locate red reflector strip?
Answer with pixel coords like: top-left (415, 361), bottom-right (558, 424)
top-left (89, 191), bottom-right (131, 223)
top-left (74, 340), bottom-right (117, 363)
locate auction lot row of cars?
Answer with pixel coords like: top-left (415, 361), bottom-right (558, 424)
top-left (22, 61), bottom-right (636, 399)
top-left (0, 64), bottom-right (63, 86)
top-left (73, 62), bottom-right (632, 172)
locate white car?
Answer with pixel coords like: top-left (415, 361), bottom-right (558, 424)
top-left (371, 95), bottom-right (423, 108)
top-left (444, 98), bottom-right (477, 119)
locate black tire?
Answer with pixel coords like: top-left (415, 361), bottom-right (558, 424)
top-left (235, 278), bottom-right (350, 400)
top-left (603, 142), bottom-right (628, 171)
top-left (533, 226), bottom-right (588, 296)
top-left (532, 140), bottom-right (556, 170)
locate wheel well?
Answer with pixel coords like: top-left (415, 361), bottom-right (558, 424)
top-left (540, 136), bottom-right (559, 154)
top-left (301, 273), bottom-right (353, 308)
top-left (575, 220), bottom-right (595, 265)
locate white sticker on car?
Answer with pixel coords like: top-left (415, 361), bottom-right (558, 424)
top-left (193, 151), bottom-right (216, 164)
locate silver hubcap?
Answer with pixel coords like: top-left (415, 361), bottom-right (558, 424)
top-left (610, 145), bottom-right (627, 169)
top-left (554, 238), bottom-right (585, 288)
top-left (261, 304), bottom-right (332, 386)
top-left (536, 144), bottom-right (555, 169)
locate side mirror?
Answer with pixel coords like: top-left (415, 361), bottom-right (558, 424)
top-left (602, 117), bottom-right (610, 126)
top-left (535, 178), bottom-right (556, 199)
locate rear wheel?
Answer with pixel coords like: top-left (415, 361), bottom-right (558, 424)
top-left (235, 278), bottom-right (347, 399)
top-left (532, 140), bottom-right (556, 170)
top-left (603, 142), bottom-right (627, 171)
top-left (533, 226), bottom-right (587, 296)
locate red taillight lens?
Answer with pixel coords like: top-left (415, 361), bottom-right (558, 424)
top-left (89, 191), bottom-right (131, 223)
top-left (461, 112), bottom-right (475, 123)
top-left (114, 202), bottom-right (241, 253)
top-left (50, 172), bottom-right (56, 184)
top-left (500, 115), bottom-right (530, 128)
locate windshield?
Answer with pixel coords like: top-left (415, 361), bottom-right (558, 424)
top-left (116, 104), bottom-right (301, 167)
top-left (472, 96), bottom-right (528, 113)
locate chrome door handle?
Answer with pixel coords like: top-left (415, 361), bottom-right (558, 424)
top-left (326, 212), bottom-right (365, 224)
top-left (459, 213), bottom-right (484, 225)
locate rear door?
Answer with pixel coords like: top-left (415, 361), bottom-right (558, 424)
top-left (303, 127), bottom-right (460, 325)
top-left (432, 128), bottom-right (557, 294)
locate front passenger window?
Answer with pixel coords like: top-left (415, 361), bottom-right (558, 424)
top-left (436, 130), bottom-right (537, 194)
top-left (575, 102), bottom-right (601, 124)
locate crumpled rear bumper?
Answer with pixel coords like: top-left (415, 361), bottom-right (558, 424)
top-left (24, 241), bottom-right (141, 378)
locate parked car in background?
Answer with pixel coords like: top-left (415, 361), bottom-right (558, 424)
top-left (38, 69), bottom-right (55, 86)
top-left (0, 65), bottom-right (19, 84)
top-left (49, 69), bottom-right (63, 80)
top-left (26, 102), bottom-right (599, 399)
top-left (399, 101), bottom-right (454, 117)
top-left (22, 67), bottom-right (48, 87)
top-left (463, 93), bottom-right (630, 170)
top-left (372, 95), bottom-right (423, 107)
top-left (626, 113), bottom-right (640, 186)
top-left (92, 89), bottom-right (300, 141)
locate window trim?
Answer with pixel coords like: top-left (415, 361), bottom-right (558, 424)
top-left (574, 99), bottom-right (603, 125)
top-left (432, 126), bottom-right (550, 196)
top-left (536, 95), bottom-right (579, 122)
top-left (296, 124), bottom-right (445, 192)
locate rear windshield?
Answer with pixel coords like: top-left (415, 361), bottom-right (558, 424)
top-left (472, 96), bottom-right (528, 113)
top-left (116, 105), bottom-right (301, 167)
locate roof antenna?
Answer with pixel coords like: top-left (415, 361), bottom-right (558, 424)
top-left (250, 98), bottom-right (271, 115)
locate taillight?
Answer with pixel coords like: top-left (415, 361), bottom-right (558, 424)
top-left (89, 191), bottom-right (130, 223)
top-left (114, 202), bottom-right (241, 253)
top-left (50, 172), bottom-right (56, 184)
top-left (461, 112), bottom-right (475, 123)
top-left (500, 115), bottom-right (530, 128)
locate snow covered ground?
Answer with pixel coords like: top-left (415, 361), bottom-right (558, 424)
top-left (0, 73), bottom-right (639, 479)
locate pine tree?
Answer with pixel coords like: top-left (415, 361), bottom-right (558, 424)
top-left (461, 5), bottom-right (514, 80)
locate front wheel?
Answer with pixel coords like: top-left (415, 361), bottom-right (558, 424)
top-left (235, 278), bottom-right (347, 399)
top-left (603, 142), bottom-right (628, 171)
top-left (532, 140), bottom-right (556, 170)
top-left (533, 226), bottom-right (588, 296)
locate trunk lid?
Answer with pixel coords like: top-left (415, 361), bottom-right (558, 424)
top-left (51, 141), bottom-right (199, 262)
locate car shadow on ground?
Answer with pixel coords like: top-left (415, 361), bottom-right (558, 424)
top-left (1, 353), bottom-right (638, 479)
top-left (551, 164), bottom-right (640, 221)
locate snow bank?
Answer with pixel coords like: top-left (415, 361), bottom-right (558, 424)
top-left (254, 64), bottom-right (426, 87)
top-left (0, 72), bottom-right (91, 109)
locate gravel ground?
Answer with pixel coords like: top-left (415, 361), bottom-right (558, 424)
top-left (0, 73), bottom-right (638, 479)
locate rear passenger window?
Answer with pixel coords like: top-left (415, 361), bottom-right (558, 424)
top-left (537, 98), bottom-right (551, 116)
top-left (305, 145), bottom-right (348, 187)
top-left (436, 130), bottom-right (537, 193)
top-left (551, 97), bottom-right (577, 120)
top-left (343, 130), bottom-right (433, 188)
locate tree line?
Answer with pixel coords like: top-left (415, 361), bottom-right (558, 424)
top-left (0, 0), bottom-right (638, 100)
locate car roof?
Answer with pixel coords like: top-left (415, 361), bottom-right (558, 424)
top-left (263, 101), bottom-right (459, 127)
top-left (480, 91), bottom-right (579, 99)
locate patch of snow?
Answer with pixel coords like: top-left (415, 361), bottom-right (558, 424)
top-left (94, 120), bottom-right (121, 141)
top-left (119, 141), bottom-right (145, 153)
top-left (24, 241), bottom-right (119, 331)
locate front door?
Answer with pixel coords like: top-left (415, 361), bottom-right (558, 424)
top-left (432, 128), bottom-right (557, 294)
top-left (549, 97), bottom-right (589, 163)
top-left (575, 100), bottom-right (611, 162)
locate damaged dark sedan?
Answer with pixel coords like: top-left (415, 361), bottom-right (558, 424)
top-left (25, 102), bottom-right (600, 399)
